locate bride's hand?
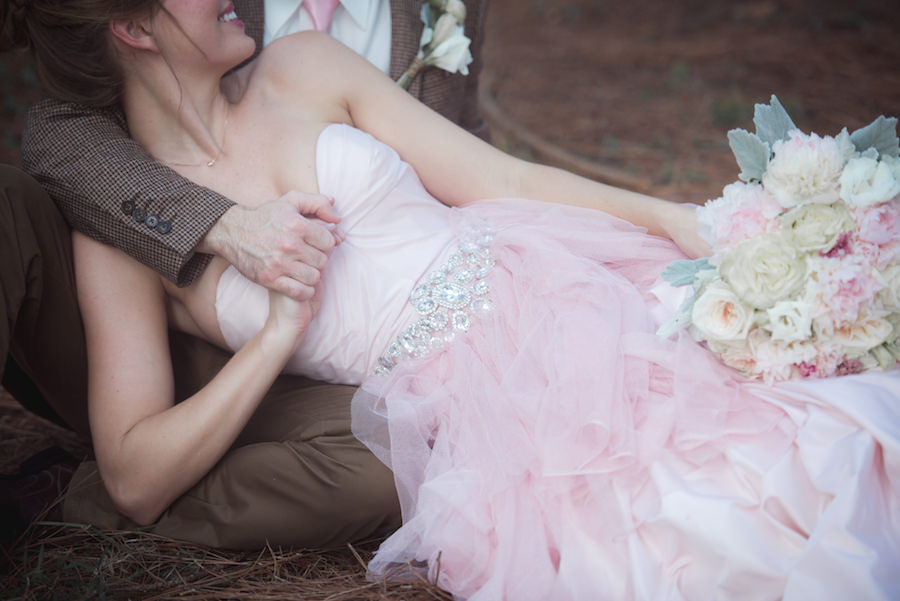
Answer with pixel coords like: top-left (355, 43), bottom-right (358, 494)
top-left (663, 202), bottom-right (711, 259)
top-left (261, 286), bottom-right (323, 358)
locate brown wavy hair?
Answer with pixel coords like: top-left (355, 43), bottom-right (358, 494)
top-left (1, 0), bottom-right (161, 107)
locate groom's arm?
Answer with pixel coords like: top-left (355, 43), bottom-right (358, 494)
top-left (20, 99), bottom-right (337, 299)
top-left (21, 98), bottom-right (233, 286)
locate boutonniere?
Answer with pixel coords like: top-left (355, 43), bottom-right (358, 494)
top-left (397, 0), bottom-right (473, 90)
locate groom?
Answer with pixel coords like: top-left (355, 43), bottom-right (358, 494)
top-left (3, 0), bottom-right (489, 549)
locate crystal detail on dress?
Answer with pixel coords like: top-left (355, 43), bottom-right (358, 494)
top-left (374, 225), bottom-right (495, 375)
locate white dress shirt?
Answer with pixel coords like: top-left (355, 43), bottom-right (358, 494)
top-left (263, 0), bottom-right (393, 74)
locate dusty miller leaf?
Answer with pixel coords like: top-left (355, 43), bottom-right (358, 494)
top-left (727, 129), bottom-right (769, 182)
top-left (753, 95), bottom-right (796, 146)
top-left (661, 258), bottom-right (712, 287)
top-left (850, 116), bottom-right (900, 158)
top-left (656, 294), bottom-right (696, 339)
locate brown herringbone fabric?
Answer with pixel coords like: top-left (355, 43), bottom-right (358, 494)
top-left (21, 0), bottom-right (490, 286)
top-left (21, 102), bottom-right (232, 285)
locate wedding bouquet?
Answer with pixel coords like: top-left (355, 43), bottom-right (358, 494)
top-left (659, 96), bottom-right (900, 383)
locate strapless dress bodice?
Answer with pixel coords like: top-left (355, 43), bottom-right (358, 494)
top-left (216, 123), bottom-right (459, 384)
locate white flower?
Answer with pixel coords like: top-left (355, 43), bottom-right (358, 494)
top-left (444, 0), bottom-right (467, 21)
top-left (766, 300), bottom-right (813, 343)
top-left (781, 202), bottom-right (855, 252)
top-left (883, 155), bottom-right (900, 179)
top-left (832, 316), bottom-right (894, 350)
top-left (839, 156), bottom-right (900, 208)
top-left (762, 130), bottom-right (844, 208)
top-left (875, 264), bottom-right (900, 313)
top-left (422, 24), bottom-right (472, 75)
top-left (690, 279), bottom-right (756, 344)
top-left (428, 12), bottom-right (458, 48)
top-left (719, 232), bottom-right (808, 309)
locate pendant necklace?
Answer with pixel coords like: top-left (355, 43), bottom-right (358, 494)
top-left (162, 109), bottom-right (230, 168)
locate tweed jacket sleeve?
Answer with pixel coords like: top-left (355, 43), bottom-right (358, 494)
top-left (18, 1), bottom-right (266, 286)
top-left (20, 101), bottom-right (233, 285)
top-left (389, 0), bottom-right (491, 141)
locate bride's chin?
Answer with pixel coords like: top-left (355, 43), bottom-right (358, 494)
top-left (233, 37), bottom-right (257, 62)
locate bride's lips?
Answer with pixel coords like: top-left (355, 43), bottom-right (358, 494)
top-left (218, 3), bottom-right (243, 27)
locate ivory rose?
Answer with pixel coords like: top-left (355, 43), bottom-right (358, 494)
top-left (690, 279), bottom-right (756, 343)
top-left (762, 130), bottom-right (844, 208)
top-left (719, 233), bottom-right (808, 309)
top-left (781, 202), bottom-right (855, 252)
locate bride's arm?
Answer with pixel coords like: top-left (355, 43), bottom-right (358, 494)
top-left (73, 232), bottom-right (311, 525)
top-left (265, 33), bottom-right (706, 257)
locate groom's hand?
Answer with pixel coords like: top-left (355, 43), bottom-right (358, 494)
top-left (200, 191), bottom-right (342, 301)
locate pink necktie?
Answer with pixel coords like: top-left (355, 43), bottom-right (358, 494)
top-left (304, 0), bottom-right (340, 32)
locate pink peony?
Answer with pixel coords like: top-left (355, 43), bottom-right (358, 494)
top-left (855, 200), bottom-right (900, 246)
top-left (697, 182), bottom-right (781, 255)
top-left (763, 130), bottom-right (844, 208)
top-left (806, 255), bottom-right (882, 329)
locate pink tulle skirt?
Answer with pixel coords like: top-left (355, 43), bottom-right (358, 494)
top-left (351, 199), bottom-right (900, 601)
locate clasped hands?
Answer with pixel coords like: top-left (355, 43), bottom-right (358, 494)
top-left (203, 190), bottom-right (343, 339)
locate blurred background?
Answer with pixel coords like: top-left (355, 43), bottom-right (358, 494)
top-left (479, 0), bottom-right (900, 201)
top-left (3, 0), bottom-right (900, 203)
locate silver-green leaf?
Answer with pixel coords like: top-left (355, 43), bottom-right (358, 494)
top-left (728, 129), bottom-right (770, 182)
top-left (850, 116), bottom-right (899, 158)
top-left (753, 95), bottom-right (796, 147)
top-left (661, 258), bottom-right (712, 287)
top-left (656, 294), bottom-right (696, 339)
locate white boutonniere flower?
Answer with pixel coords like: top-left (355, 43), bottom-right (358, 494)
top-left (397, 0), bottom-right (473, 90)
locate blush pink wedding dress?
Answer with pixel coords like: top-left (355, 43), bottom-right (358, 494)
top-left (215, 124), bottom-right (900, 601)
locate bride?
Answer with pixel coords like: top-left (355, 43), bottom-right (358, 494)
top-left (12, 1), bottom-right (900, 599)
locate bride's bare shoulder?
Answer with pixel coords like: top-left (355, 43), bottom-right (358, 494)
top-left (236, 32), bottom-right (362, 95)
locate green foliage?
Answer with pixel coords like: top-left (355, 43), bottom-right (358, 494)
top-left (727, 129), bottom-right (770, 182)
top-left (753, 95), bottom-right (796, 147)
top-left (661, 258), bottom-right (712, 286)
top-left (850, 115), bottom-right (900, 158)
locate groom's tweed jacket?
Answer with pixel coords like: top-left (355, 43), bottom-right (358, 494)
top-left (20, 0), bottom-right (489, 285)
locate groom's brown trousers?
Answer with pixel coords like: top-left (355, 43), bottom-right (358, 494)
top-left (0, 165), bottom-right (400, 549)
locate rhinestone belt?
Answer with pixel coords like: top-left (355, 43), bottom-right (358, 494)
top-left (374, 226), bottom-right (496, 375)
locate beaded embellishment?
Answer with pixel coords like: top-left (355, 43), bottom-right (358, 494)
top-left (374, 226), bottom-right (496, 375)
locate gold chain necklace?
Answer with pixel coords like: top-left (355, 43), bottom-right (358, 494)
top-left (162, 110), bottom-right (230, 168)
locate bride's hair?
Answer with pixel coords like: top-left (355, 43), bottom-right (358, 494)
top-left (1, 0), bottom-right (160, 107)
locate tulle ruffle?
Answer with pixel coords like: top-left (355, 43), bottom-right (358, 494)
top-left (350, 200), bottom-right (898, 600)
